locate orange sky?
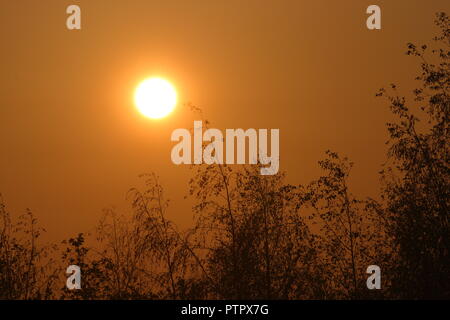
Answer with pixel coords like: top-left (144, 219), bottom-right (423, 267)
top-left (0, 0), bottom-right (448, 241)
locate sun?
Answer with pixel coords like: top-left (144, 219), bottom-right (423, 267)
top-left (134, 77), bottom-right (177, 119)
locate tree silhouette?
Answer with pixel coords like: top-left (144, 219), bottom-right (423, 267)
top-left (377, 12), bottom-right (449, 299)
top-left (189, 162), bottom-right (319, 299)
top-left (0, 196), bottom-right (58, 299)
top-left (299, 151), bottom-right (391, 299)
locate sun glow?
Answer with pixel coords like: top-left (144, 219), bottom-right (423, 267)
top-left (134, 78), bottom-right (177, 119)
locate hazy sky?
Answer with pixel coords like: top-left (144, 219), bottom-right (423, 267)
top-left (0, 0), bottom-right (448, 241)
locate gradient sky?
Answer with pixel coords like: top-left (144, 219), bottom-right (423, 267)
top-left (1, 0), bottom-right (448, 241)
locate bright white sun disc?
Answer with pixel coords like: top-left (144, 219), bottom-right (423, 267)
top-left (134, 78), bottom-right (177, 119)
